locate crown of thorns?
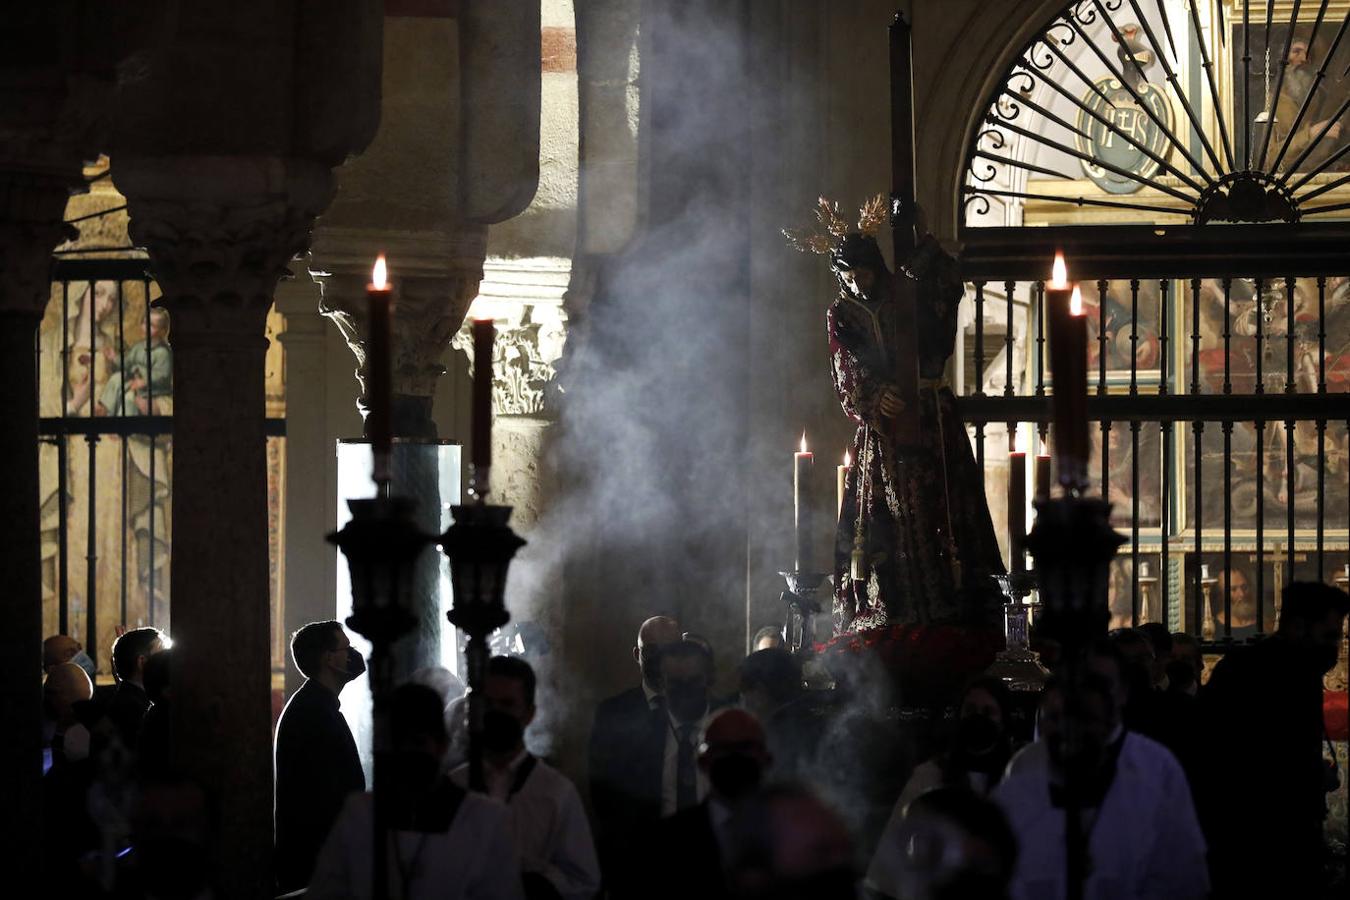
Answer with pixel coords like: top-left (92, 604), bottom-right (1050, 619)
top-left (782, 194), bottom-right (887, 254)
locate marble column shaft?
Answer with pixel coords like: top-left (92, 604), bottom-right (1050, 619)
top-left (275, 273), bottom-right (334, 698)
top-left (118, 156), bottom-right (333, 899)
top-left (0, 170), bottom-right (79, 867)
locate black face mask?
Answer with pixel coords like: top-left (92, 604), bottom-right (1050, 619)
top-left (640, 650), bottom-right (663, 690)
top-left (956, 714), bottom-right (1000, 757)
top-left (708, 754), bottom-right (763, 802)
top-left (666, 682), bottom-right (708, 723)
top-left (341, 647), bottom-right (366, 683)
top-left (1314, 643), bottom-right (1339, 675)
top-left (389, 749), bottom-right (442, 796)
top-left (483, 708), bottom-right (525, 755)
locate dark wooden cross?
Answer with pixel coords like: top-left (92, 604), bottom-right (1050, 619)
top-left (889, 11), bottom-right (921, 444)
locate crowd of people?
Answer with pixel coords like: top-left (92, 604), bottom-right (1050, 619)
top-left (36, 581), bottom-right (1349, 899)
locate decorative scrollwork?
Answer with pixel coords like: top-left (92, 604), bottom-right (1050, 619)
top-left (1070, 2), bottom-right (1099, 26)
top-left (995, 93), bottom-right (1024, 123)
top-left (976, 129), bottom-right (1007, 153)
top-left (971, 159), bottom-right (999, 184)
top-left (1007, 70), bottom-right (1035, 96)
top-left (1195, 172), bottom-right (1301, 225)
top-left (963, 191), bottom-right (992, 217)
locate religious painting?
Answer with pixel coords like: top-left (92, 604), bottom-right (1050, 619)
top-left (37, 278), bottom-right (173, 666)
top-left (1078, 278), bottom-right (1164, 381)
top-left (1180, 276), bottom-right (1350, 533)
top-left (36, 271), bottom-right (291, 676)
top-left (1084, 413), bottom-right (1165, 531)
top-left (1231, 13), bottom-right (1350, 176)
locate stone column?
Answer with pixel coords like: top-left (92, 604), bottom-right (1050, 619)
top-left (117, 156), bottom-right (334, 898)
top-left (0, 169), bottom-right (79, 865)
top-left (315, 231), bottom-right (487, 676)
top-left (274, 269), bottom-right (334, 698)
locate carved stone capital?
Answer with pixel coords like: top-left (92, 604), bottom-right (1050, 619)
top-left (117, 156), bottom-right (335, 341)
top-left (320, 270), bottom-right (485, 437)
top-left (312, 225), bottom-right (490, 437)
top-left (0, 170), bottom-right (81, 319)
top-left (449, 258), bottom-right (570, 418)
top-left (451, 302), bottom-right (566, 418)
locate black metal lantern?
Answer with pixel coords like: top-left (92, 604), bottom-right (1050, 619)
top-left (439, 501), bottom-right (525, 791)
top-left (441, 502), bottom-right (525, 638)
top-left (1024, 495), bottom-right (1125, 659)
top-left (328, 495), bottom-right (432, 646)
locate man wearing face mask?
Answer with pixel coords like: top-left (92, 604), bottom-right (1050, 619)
top-left (1200, 581), bottom-right (1350, 899)
top-left (589, 615), bottom-right (682, 891)
top-left (43, 633), bottom-right (98, 681)
top-left (868, 677), bottom-right (1013, 897)
top-left (450, 656), bottom-right (600, 900)
top-left (274, 620), bottom-right (368, 893)
top-left (643, 708), bottom-right (772, 900)
top-left (993, 671), bottom-right (1208, 900)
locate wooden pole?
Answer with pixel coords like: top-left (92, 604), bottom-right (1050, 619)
top-left (889, 11), bottom-right (921, 444)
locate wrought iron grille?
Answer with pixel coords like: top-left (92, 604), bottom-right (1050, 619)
top-left (959, 225), bottom-right (1350, 643)
top-left (38, 258), bottom-right (286, 674)
top-left (964, 0), bottom-right (1350, 228)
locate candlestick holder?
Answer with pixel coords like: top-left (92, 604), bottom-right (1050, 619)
top-left (440, 501), bottom-right (525, 791)
top-left (778, 570), bottom-right (829, 657)
top-left (986, 572), bottom-right (1049, 693)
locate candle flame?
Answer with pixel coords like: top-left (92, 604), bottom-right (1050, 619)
top-left (1050, 252), bottom-right (1068, 289)
top-left (372, 254), bottom-right (388, 290)
top-left (1013, 428), bottom-right (1026, 454)
top-left (799, 430), bottom-right (808, 453)
top-left (844, 449), bottom-right (851, 466)
top-left (1070, 284), bottom-right (1084, 316)
top-left (1039, 436), bottom-right (1048, 456)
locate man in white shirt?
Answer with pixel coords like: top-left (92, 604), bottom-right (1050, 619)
top-left (309, 683), bottom-right (524, 900)
top-left (451, 656), bottom-right (600, 900)
top-left (993, 667), bottom-right (1208, 900)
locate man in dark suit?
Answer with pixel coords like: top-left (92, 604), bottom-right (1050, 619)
top-left (588, 615), bottom-right (682, 892)
top-left (1200, 582), bottom-right (1349, 899)
top-left (96, 627), bottom-right (165, 749)
top-left (645, 708), bottom-right (772, 900)
top-left (273, 620), bottom-right (367, 893)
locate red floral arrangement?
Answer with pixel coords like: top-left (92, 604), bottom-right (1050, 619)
top-left (817, 623), bottom-right (1003, 708)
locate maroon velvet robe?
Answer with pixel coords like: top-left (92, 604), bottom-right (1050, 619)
top-left (829, 243), bottom-right (1005, 635)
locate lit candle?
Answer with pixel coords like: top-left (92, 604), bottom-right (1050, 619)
top-left (1008, 432), bottom-right (1026, 571)
top-left (837, 449), bottom-right (851, 520)
top-left (367, 254), bottom-right (393, 486)
top-left (470, 317), bottom-right (495, 496)
top-left (794, 432), bottom-right (814, 572)
top-left (1034, 437), bottom-right (1052, 501)
top-left (1046, 253), bottom-right (1089, 490)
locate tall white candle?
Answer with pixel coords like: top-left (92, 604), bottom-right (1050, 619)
top-left (794, 431), bottom-right (814, 571)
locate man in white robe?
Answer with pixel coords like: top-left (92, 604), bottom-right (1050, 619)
top-left (993, 670), bottom-right (1208, 900)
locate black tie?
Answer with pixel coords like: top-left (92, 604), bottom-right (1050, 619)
top-left (676, 722), bottom-right (698, 811)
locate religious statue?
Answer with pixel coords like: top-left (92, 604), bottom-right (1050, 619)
top-left (786, 197), bottom-right (1005, 641)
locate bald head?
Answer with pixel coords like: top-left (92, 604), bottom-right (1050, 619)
top-left (633, 615), bottom-right (681, 691)
top-left (637, 616), bottom-right (681, 649)
top-left (43, 635), bottom-right (81, 671)
top-left (44, 662), bottom-right (93, 727)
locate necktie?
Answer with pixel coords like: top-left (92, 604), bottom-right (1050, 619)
top-left (676, 722), bottom-right (698, 811)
